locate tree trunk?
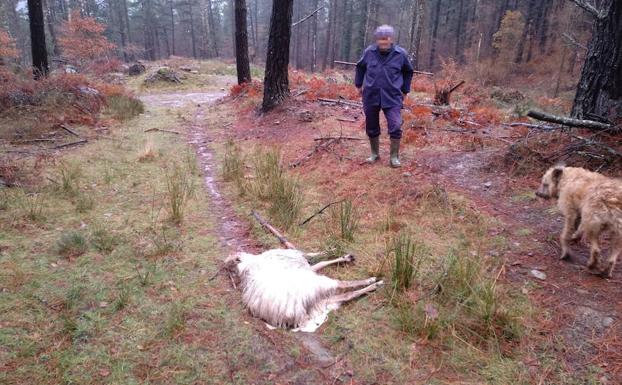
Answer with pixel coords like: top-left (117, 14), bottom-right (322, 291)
top-left (572, 0), bottom-right (622, 121)
top-left (27, 0), bottom-right (49, 78)
top-left (234, 0), bottom-right (251, 83)
top-left (322, 0), bottom-right (335, 70)
top-left (311, 0), bottom-right (319, 71)
top-left (206, 0), bottom-right (219, 57)
top-left (514, 0), bottom-right (537, 63)
top-left (261, 0), bottom-right (294, 112)
top-left (188, 2), bottom-right (197, 58)
top-left (429, 0), bottom-right (442, 69)
top-left (169, 0), bottom-right (175, 55)
top-left (455, 0), bottom-right (466, 63)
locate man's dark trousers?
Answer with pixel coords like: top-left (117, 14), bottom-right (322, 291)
top-left (364, 105), bottom-right (402, 140)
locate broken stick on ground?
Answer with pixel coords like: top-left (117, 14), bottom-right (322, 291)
top-left (252, 210), bottom-right (297, 249)
top-left (527, 109), bottom-right (613, 131)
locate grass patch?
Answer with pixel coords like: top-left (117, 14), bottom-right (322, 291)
top-left (248, 148), bottom-right (303, 230)
top-left (104, 94), bottom-right (144, 121)
top-left (165, 162), bottom-right (195, 224)
top-left (388, 232), bottom-right (428, 293)
top-left (56, 230), bottom-right (89, 258)
top-left (331, 199), bottom-right (359, 242)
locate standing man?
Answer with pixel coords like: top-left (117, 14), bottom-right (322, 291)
top-left (355, 25), bottom-right (414, 168)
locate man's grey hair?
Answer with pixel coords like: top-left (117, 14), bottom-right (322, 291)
top-left (374, 25), bottom-right (395, 39)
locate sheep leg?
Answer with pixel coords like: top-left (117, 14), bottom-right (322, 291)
top-left (329, 281), bottom-right (384, 303)
top-left (336, 277), bottom-right (377, 289)
top-left (311, 254), bottom-right (355, 272)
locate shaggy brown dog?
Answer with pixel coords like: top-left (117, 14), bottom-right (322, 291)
top-left (536, 165), bottom-right (622, 277)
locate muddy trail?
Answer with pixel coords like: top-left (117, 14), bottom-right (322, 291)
top-left (415, 148), bottom-right (622, 374)
top-left (140, 90), bottom-right (621, 381)
top-left (139, 91), bottom-right (341, 384)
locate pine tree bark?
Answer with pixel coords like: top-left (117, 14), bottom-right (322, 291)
top-left (571, 0), bottom-right (622, 121)
top-left (206, 0), bottom-right (219, 57)
top-left (261, 0), bottom-right (294, 112)
top-left (169, 0), bottom-right (175, 55)
top-left (234, 0), bottom-right (251, 83)
top-left (27, 0), bottom-right (49, 78)
top-left (429, 0), bottom-right (442, 69)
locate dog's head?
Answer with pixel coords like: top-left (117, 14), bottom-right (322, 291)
top-left (536, 164), bottom-right (565, 200)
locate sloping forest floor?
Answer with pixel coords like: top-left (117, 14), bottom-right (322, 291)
top-left (1, 59), bottom-right (621, 384)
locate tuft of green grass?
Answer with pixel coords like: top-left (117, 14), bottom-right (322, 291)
top-left (163, 301), bottom-right (187, 337)
top-left (113, 283), bottom-right (131, 311)
top-left (56, 230), bottom-right (89, 258)
top-left (57, 161), bottom-right (82, 196)
top-left (250, 149), bottom-right (303, 229)
top-left (335, 199), bottom-right (359, 242)
top-left (90, 226), bottom-right (117, 254)
top-left (388, 233), bottom-right (428, 292)
top-left (222, 139), bottom-right (244, 183)
top-left (104, 94), bottom-right (144, 121)
top-left (75, 192), bottom-right (95, 213)
top-left (165, 163), bottom-right (195, 224)
top-left (16, 191), bottom-right (46, 221)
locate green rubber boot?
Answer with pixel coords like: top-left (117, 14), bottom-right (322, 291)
top-left (390, 138), bottom-right (401, 168)
top-left (366, 136), bottom-right (380, 163)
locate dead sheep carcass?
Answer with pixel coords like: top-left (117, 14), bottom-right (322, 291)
top-left (225, 249), bottom-right (383, 332)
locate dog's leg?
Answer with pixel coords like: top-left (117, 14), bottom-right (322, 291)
top-left (311, 254), bottom-right (355, 272)
top-left (329, 281), bottom-right (384, 303)
top-left (336, 277), bottom-right (377, 289)
top-left (602, 234), bottom-right (621, 279)
top-left (586, 230), bottom-right (602, 271)
top-left (571, 214), bottom-right (582, 242)
top-left (560, 212), bottom-right (579, 260)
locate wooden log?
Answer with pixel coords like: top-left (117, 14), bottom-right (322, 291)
top-left (527, 110), bottom-right (612, 131)
top-left (336, 117), bottom-right (357, 123)
top-left (144, 128), bottom-right (181, 135)
top-left (313, 136), bottom-right (364, 141)
top-left (503, 122), bottom-right (557, 131)
top-left (317, 97), bottom-right (362, 108)
top-left (60, 124), bottom-right (81, 137)
top-left (252, 210), bottom-right (297, 249)
top-left (49, 139), bottom-right (88, 150)
top-left (290, 138), bottom-right (337, 168)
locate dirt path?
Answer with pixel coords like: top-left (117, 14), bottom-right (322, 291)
top-left (416, 148), bottom-right (621, 375)
top-left (139, 91), bottom-right (340, 383)
top-left (138, 90), bottom-right (621, 381)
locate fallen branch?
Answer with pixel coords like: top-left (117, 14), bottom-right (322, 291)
top-left (503, 122), bottom-right (558, 131)
top-left (13, 139), bottom-right (57, 144)
top-left (49, 139), bottom-right (88, 150)
top-left (336, 117), bottom-right (357, 123)
top-left (562, 33), bottom-right (588, 51)
top-left (290, 138), bottom-right (337, 168)
top-left (413, 70), bottom-right (435, 76)
top-left (332, 60), bottom-right (435, 76)
top-left (570, 133), bottom-right (622, 159)
top-left (144, 128), bottom-right (181, 135)
top-left (60, 124), bottom-right (81, 137)
top-left (433, 80), bottom-right (466, 106)
top-left (317, 97), bottom-right (362, 108)
top-left (527, 109), bottom-right (612, 131)
top-left (313, 136), bottom-right (365, 141)
top-left (334, 60), bottom-right (357, 66)
top-left (252, 210), bottom-right (296, 249)
top-left (299, 200), bottom-right (345, 226)
top-left (292, 5), bottom-right (324, 27)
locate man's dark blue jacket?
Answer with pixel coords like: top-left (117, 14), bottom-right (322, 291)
top-left (355, 44), bottom-right (415, 109)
